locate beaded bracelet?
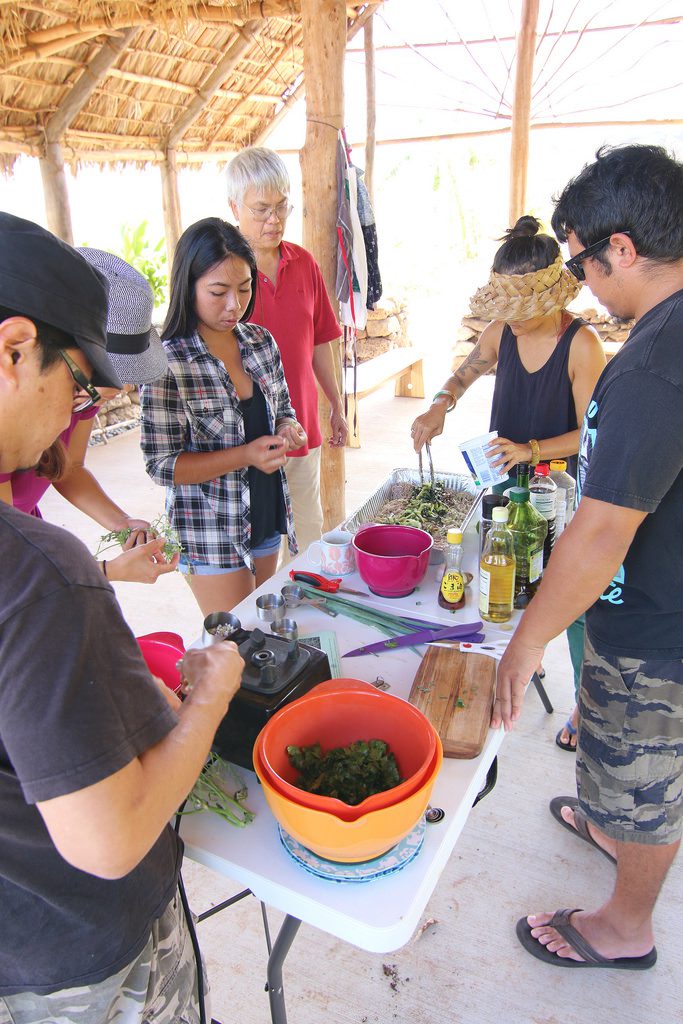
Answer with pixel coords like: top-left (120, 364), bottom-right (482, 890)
top-left (432, 389), bottom-right (457, 413)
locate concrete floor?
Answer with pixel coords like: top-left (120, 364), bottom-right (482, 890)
top-left (41, 364), bottom-right (682, 1024)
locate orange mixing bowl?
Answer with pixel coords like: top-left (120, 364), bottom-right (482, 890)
top-left (254, 741), bottom-right (442, 862)
top-left (256, 679), bottom-right (438, 818)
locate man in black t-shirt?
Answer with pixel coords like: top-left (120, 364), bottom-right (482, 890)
top-left (493, 146), bottom-right (683, 971)
top-left (0, 214), bottom-right (244, 1021)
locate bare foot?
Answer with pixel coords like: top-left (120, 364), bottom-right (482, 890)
top-left (527, 909), bottom-right (655, 962)
top-left (560, 805), bottom-right (618, 861)
top-left (558, 703), bottom-right (578, 748)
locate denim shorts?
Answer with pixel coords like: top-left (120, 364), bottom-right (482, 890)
top-left (577, 632), bottom-right (683, 845)
top-left (178, 532), bottom-right (282, 576)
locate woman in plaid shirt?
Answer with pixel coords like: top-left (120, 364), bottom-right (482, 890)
top-left (141, 218), bottom-right (306, 614)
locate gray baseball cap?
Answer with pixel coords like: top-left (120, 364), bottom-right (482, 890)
top-left (77, 248), bottom-right (168, 385)
top-left (0, 213), bottom-right (122, 388)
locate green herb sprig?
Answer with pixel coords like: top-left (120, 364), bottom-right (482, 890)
top-left (177, 753), bottom-right (255, 828)
top-left (95, 513), bottom-right (183, 561)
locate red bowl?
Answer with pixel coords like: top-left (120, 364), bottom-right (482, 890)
top-left (352, 525), bottom-right (433, 597)
top-left (255, 678), bottom-right (438, 821)
top-left (137, 636), bottom-right (185, 694)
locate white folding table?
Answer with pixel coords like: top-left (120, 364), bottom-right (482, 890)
top-left (179, 530), bottom-right (548, 1022)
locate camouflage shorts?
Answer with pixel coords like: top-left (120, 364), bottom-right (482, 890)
top-left (576, 633), bottom-right (683, 846)
top-left (0, 889), bottom-right (210, 1024)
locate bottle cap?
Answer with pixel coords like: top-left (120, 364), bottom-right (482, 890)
top-left (482, 493), bottom-right (509, 517)
top-left (492, 507), bottom-right (509, 523)
top-left (508, 486), bottom-right (530, 503)
top-left (534, 463), bottom-right (550, 476)
top-left (549, 459), bottom-right (567, 471)
top-left (446, 528), bottom-right (462, 544)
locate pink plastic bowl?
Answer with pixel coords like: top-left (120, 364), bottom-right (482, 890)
top-left (353, 525), bottom-right (433, 597)
top-left (137, 635), bottom-right (185, 694)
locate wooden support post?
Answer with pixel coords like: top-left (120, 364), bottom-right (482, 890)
top-left (160, 149), bottom-right (183, 268)
top-left (300, 0), bottom-right (347, 530)
top-left (39, 141), bottom-right (73, 243)
top-left (38, 27), bottom-right (138, 243)
top-left (364, 15), bottom-right (376, 203)
top-left (509, 0), bottom-right (539, 225)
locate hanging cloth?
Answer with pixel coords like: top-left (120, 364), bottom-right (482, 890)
top-left (336, 131), bottom-right (368, 330)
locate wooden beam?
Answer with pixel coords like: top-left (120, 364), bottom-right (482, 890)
top-left (165, 22), bottom-right (260, 148)
top-left (161, 149), bottom-right (183, 267)
top-left (509, 0), bottom-right (539, 225)
top-left (300, 0), bottom-right (347, 530)
top-left (364, 14), bottom-right (376, 203)
top-left (45, 28), bottom-right (138, 142)
top-left (255, 3), bottom-right (379, 151)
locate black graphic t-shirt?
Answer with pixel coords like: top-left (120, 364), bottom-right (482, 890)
top-left (577, 289), bottom-right (683, 657)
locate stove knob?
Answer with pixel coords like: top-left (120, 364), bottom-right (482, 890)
top-left (286, 639), bottom-right (299, 661)
top-left (247, 628), bottom-right (266, 651)
top-left (260, 663), bottom-right (278, 688)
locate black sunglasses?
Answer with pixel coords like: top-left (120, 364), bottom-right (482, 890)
top-left (565, 231), bottom-right (631, 282)
top-left (59, 349), bottom-right (102, 411)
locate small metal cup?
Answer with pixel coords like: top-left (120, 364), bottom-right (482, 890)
top-left (255, 593), bottom-right (285, 622)
top-left (270, 617), bottom-right (298, 641)
top-left (281, 583), bottom-right (305, 608)
top-left (201, 611), bottom-right (241, 646)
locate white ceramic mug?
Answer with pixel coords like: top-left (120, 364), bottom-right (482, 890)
top-left (307, 529), bottom-right (356, 576)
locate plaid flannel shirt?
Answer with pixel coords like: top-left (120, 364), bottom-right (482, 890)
top-left (140, 322), bottom-right (297, 569)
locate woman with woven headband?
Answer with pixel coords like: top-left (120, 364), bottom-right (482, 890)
top-left (411, 215), bottom-right (606, 751)
top-left (411, 215), bottom-right (605, 481)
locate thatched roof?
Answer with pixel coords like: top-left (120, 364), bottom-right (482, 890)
top-left (0, 1), bottom-right (373, 172)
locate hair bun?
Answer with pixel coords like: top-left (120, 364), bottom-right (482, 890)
top-left (502, 215), bottom-right (542, 241)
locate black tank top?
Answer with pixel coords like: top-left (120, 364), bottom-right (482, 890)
top-left (489, 315), bottom-right (584, 479)
top-left (239, 383), bottom-right (287, 548)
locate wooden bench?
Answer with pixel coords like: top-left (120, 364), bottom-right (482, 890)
top-left (343, 346), bottom-right (424, 448)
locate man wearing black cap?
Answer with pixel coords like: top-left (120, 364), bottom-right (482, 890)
top-left (0, 213), bottom-right (243, 1022)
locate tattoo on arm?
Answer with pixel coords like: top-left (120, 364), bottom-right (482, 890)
top-left (451, 343), bottom-right (493, 390)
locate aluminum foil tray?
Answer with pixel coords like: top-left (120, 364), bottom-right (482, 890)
top-left (343, 468), bottom-right (485, 538)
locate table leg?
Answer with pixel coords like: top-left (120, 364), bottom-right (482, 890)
top-left (531, 670), bottom-right (554, 713)
top-left (263, 908), bottom-right (302, 1024)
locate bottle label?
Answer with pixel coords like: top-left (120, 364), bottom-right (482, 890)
top-left (530, 491), bottom-right (556, 518)
top-left (479, 568), bottom-right (490, 614)
top-left (441, 571), bottom-right (464, 604)
top-left (529, 548), bottom-right (543, 583)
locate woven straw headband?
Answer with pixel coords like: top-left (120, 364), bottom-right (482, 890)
top-left (469, 254), bottom-right (582, 321)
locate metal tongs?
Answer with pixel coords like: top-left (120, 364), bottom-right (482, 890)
top-left (418, 441), bottom-right (436, 489)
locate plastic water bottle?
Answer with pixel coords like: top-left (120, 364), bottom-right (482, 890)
top-left (529, 463), bottom-right (556, 566)
top-left (549, 459), bottom-right (576, 536)
top-left (479, 506), bottom-right (516, 623)
top-left (506, 487), bottom-right (547, 608)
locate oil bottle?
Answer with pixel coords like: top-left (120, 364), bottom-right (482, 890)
top-left (479, 506), bottom-right (516, 623)
top-left (438, 528), bottom-right (465, 609)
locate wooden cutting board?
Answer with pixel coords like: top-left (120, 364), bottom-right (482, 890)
top-left (408, 646), bottom-right (497, 759)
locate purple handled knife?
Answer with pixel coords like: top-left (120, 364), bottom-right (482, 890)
top-left (342, 621), bottom-right (484, 658)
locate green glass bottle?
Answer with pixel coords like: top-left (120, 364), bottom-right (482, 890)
top-left (516, 462), bottom-right (530, 489)
top-left (506, 486), bottom-right (548, 609)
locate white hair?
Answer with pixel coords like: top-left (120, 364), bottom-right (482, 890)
top-left (225, 147), bottom-right (290, 205)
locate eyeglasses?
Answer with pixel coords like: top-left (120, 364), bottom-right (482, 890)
top-left (565, 230), bottom-right (630, 282)
top-left (243, 200), bottom-right (293, 223)
top-left (59, 349), bottom-right (101, 412)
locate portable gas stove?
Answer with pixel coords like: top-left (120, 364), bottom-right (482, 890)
top-left (211, 626), bottom-right (331, 770)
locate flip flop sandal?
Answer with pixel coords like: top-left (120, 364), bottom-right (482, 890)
top-left (555, 717), bottom-right (577, 752)
top-left (516, 908), bottom-right (657, 970)
top-left (549, 797), bottom-right (617, 865)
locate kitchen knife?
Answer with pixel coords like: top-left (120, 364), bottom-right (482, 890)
top-left (342, 621), bottom-right (484, 658)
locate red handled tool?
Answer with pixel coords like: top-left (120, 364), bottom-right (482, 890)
top-left (289, 570), bottom-right (370, 598)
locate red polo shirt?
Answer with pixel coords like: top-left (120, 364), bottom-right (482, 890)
top-left (248, 240), bottom-right (340, 456)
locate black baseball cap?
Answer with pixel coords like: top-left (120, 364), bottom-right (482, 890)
top-left (0, 213), bottom-right (122, 388)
